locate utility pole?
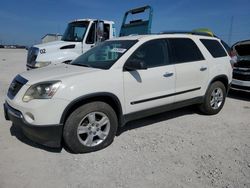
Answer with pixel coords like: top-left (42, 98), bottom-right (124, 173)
top-left (228, 16), bottom-right (234, 46)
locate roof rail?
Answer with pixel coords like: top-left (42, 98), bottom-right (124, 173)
top-left (159, 31), bottom-right (214, 37)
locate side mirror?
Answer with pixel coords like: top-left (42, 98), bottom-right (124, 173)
top-left (124, 59), bottom-right (147, 71)
top-left (96, 21), bottom-right (104, 42)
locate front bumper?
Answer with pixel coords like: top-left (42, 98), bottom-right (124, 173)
top-left (26, 64), bottom-right (37, 70)
top-left (4, 102), bottom-right (63, 148)
top-left (231, 79), bottom-right (250, 91)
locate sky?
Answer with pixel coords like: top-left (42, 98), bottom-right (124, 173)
top-left (0, 0), bottom-right (250, 46)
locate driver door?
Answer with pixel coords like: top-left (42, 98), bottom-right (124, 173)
top-left (123, 39), bottom-right (176, 114)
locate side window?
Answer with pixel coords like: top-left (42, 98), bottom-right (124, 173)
top-left (200, 39), bottom-right (227, 58)
top-left (86, 23), bottom-right (95, 44)
top-left (104, 24), bottom-right (110, 40)
top-left (168, 38), bottom-right (205, 64)
top-left (86, 23), bottom-right (110, 44)
top-left (128, 39), bottom-right (168, 68)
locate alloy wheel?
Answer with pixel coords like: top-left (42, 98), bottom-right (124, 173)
top-left (77, 112), bottom-right (110, 147)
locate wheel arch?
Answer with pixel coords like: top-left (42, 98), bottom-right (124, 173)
top-left (208, 74), bottom-right (229, 92)
top-left (60, 92), bottom-right (124, 127)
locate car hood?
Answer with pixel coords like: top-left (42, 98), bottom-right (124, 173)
top-left (34, 40), bottom-right (78, 51)
top-left (233, 40), bottom-right (250, 57)
top-left (20, 64), bottom-right (100, 85)
top-left (232, 40), bottom-right (250, 68)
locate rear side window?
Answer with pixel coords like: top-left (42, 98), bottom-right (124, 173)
top-left (221, 40), bottom-right (231, 55)
top-left (168, 38), bottom-right (204, 64)
top-left (200, 39), bottom-right (227, 58)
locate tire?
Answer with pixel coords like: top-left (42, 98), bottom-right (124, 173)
top-left (199, 81), bottom-right (226, 115)
top-left (63, 102), bottom-right (118, 153)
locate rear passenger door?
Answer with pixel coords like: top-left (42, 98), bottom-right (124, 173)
top-left (123, 39), bottom-right (175, 114)
top-left (167, 38), bottom-right (208, 101)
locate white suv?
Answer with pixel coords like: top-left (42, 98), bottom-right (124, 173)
top-left (4, 33), bottom-right (232, 153)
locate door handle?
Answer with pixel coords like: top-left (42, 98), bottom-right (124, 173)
top-left (163, 72), bottom-right (174, 77)
top-left (200, 67), bottom-right (207, 71)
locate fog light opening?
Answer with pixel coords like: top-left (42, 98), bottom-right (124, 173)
top-left (25, 112), bottom-right (35, 123)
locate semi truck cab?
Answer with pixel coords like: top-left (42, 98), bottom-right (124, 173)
top-left (26, 19), bottom-right (115, 69)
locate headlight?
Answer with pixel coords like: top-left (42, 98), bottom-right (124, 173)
top-left (34, 48), bottom-right (39, 55)
top-left (34, 61), bottom-right (51, 68)
top-left (23, 81), bottom-right (61, 102)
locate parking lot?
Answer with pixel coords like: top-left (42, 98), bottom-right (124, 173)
top-left (0, 49), bottom-right (249, 188)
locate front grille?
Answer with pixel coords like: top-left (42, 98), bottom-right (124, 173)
top-left (7, 75), bottom-right (28, 99)
top-left (27, 47), bottom-right (38, 65)
top-left (233, 70), bottom-right (250, 81)
top-left (234, 60), bottom-right (250, 68)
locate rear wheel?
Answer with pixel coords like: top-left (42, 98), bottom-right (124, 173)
top-left (63, 102), bottom-right (118, 153)
top-left (200, 81), bottom-right (226, 115)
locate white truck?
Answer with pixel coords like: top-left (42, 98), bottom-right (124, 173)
top-left (26, 19), bottom-right (115, 69)
top-left (26, 6), bottom-right (153, 70)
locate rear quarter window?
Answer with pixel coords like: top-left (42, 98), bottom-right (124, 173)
top-left (221, 40), bottom-right (231, 55)
top-left (200, 39), bottom-right (227, 58)
top-left (167, 38), bottom-right (204, 64)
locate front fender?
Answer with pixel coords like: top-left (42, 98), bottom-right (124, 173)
top-left (59, 92), bottom-right (125, 127)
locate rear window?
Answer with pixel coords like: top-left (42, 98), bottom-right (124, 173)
top-left (168, 38), bottom-right (204, 64)
top-left (200, 39), bottom-right (227, 58)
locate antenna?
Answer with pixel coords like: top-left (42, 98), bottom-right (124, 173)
top-left (228, 16), bottom-right (234, 46)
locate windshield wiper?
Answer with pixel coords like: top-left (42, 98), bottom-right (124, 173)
top-left (62, 61), bottom-right (71, 64)
top-left (72, 63), bottom-right (93, 68)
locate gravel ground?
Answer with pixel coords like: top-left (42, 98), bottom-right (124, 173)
top-left (0, 49), bottom-right (250, 188)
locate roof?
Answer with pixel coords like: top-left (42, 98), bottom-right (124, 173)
top-left (41, 34), bottom-right (62, 39)
top-left (110, 35), bottom-right (149, 40)
top-left (69, 19), bottom-right (114, 24)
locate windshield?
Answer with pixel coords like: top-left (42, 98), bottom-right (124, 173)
top-left (71, 40), bottom-right (138, 69)
top-left (61, 21), bottom-right (89, 42)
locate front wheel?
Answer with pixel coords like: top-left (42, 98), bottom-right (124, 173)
top-left (63, 102), bottom-right (118, 153)
top-left (200, 81), bottom-right (226, 115)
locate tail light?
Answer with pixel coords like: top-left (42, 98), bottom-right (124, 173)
top-left (229, 50), bottom-right (237, 69)
top-left (229, 50), bottom-right (236, 58)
